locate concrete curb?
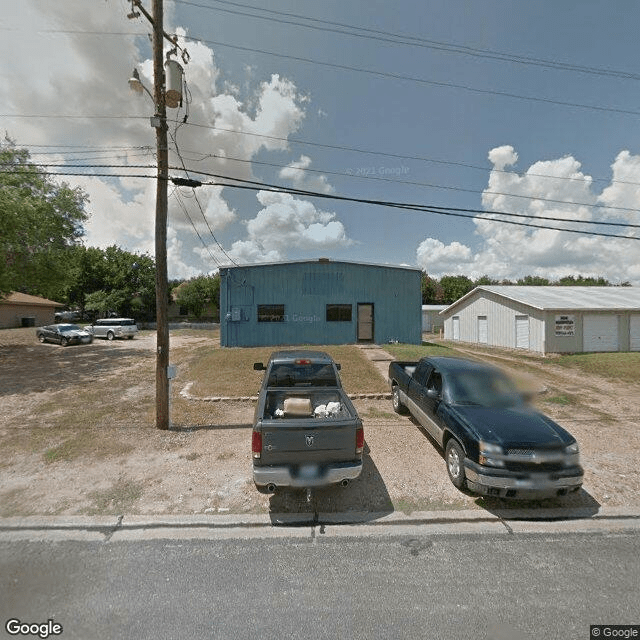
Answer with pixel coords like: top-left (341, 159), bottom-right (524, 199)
top-left (1, 507), bottom-right (639, 541)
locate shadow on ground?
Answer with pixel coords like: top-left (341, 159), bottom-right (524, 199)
top-left (0, 342), bottom-right (150, 396)
top-left (477, 489), bottom-right (601, 520)
top-left (410, 415), bottom-right (602, 519)
top-left (268, 445), bottom-right (393, 525)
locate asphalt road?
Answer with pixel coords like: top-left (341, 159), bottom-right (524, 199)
top-left (1, 529), bottom-right (638, 640)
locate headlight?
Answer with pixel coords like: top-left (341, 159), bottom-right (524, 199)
top-left (564, 442), bottom-right (580, 465)
top-left (479, 441), bottom-right (504, 467)
top-left (565, 442), bottom-right (579, 454)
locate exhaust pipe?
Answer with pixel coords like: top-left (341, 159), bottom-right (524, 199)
top-left (340, 479), bottom-right (350, 487)
top-left (266, 483), bottom-right (276, 493)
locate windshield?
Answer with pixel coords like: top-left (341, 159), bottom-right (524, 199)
top-left (448, 370), bottom-right (522, 408)
top-left (267, 363), bottom-right (338, 387)
top-left (59, 324), bottom-right (82, 332)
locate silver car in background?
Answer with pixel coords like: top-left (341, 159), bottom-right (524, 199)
top-left (85, 318), bottom-right (138, 340)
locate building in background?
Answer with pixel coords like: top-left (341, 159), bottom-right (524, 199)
top-left (422, 305), bottom-right (448, 333)
top-left (441, 286), bottom-right (640, 354)
top-left (220, 259), bottom-right (422, 347)
top-left (0, 292), bottom-right (64, 329)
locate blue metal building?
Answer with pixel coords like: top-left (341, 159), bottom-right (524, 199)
top-left (220, 259), bottom-right (422, 347)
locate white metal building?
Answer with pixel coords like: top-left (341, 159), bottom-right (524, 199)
top-left (441, 286), bottom-right (640, 354)
top-left (422, 305), bottom-right (448, 332)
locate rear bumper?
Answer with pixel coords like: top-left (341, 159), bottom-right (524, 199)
top-left (464, 460), bottom-right (584, 499)
top-left (253, 460), bottom-right (363, 488)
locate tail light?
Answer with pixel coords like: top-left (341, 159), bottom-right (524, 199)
top-left (355, 426), bottom-right (364, 455)
top-left (252, 431), bottom-right (262, 459)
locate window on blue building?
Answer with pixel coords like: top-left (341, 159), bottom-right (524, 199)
top-left (326, 304), bottom-right (352, 322)
top-left (257, 304), bottom-right (285, 322)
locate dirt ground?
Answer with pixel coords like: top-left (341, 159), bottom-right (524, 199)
top-left (1, 328), bottom-right (639, 519)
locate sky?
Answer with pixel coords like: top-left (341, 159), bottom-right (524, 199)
top-left (2, 0), bottom-right (640, 283)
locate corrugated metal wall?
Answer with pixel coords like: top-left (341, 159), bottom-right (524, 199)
top-left (220, 260), bottom-right (422, 347)
top-left (442, 290), bottom-right (546, 353)
top-left (443, 291), bottom-right (638, 354)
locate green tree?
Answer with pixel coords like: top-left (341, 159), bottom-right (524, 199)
top-left (175, 274), bottom-right (220, 319)
top-left (420, 272), bottom-right (444, 304)
top-left (80, 246), bottom-right (156, 320)
top-left (0, 139), bottom-right (88, 299)
top-left (557, 275), bottom-right (610, 286)
top-left (474, 275), bottom-right (502, 286)
top-left (439, 275), bottom-right (474, 304)
top-left (517, 275), bottom-right (551, 286)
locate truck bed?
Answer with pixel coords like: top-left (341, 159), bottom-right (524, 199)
top-left (256, 387), bottom-right (359, 466)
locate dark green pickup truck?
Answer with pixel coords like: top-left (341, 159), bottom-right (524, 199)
top-left (389, 356), bottom-right (583, 499)
top-left (251, 350), bottom-right (364, 492)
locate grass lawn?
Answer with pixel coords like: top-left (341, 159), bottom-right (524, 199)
top-left (553, 352), bottom-right (640, 385)
top-left (382, 341), bottom-right (457, 361)
top-left (182, 342), bottom-right (390, 397)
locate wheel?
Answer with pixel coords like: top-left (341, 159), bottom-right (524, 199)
top-left (392, 385), bottom-right (409, 415)
top-left (107, 331), bottom-right (115, 341)
top-left (61, 337), bottom-right (69, 347)
top-left (38, 334), bottom-right (46, 343)
top-left (445, 439), bottom-right (467, 490)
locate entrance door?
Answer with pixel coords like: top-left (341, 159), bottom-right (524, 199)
top-left (357, 303), bottom-right (374, 341)
top-left (631, 315), bottom-right (640, 352)
top-left (515, 315), bottom-right (529, 349)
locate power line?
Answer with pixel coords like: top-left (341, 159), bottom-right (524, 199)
top-left (196, 174), bottom-right (639, 241)
top-left (20, 161), bottom-right (640, 217)
top-left (163, 120), bottom-right (640, 190)
top-left (16, 136), bottom-right (640, 191)
top-left (170, 186), bottom-right (223, 266)
top-left (174, 0), bottom-right (640, 81)
top-left (168, 126), bottom-right (239, 266)
top-left (5, 33), bottom-right (640, 119)
top-left (174, 36), bottom-right (640, 118)
top-left (2, 163), bottom-right (637, 240)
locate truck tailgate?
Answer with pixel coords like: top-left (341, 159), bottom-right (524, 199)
top-left (259, 420), bottom-right (358, 466)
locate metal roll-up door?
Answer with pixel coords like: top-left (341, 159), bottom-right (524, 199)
top-left (515, 316), bottom-right (529, 349)
top-left (629, 315), bottom-right (640, 351)
top-left (583, 314), bottom-right (619, 352)
top-left (478, 316), bottom-right (488, 344)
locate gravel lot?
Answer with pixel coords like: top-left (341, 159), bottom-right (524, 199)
top-left (1, 328), bottom-right (638, 518)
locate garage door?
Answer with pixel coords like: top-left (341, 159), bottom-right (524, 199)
top-left (583, 314), bottom-right (619, 352)
top-left (631, 315), bottom-right (640, 351)
top-left (515, 316), bottom-right (529, 349)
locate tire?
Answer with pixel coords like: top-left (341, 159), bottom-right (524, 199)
top-left (445, 439), bottom-right (467, 490)
top-left (392, 385), bottom-right (409, 415)
top-left (107, 331), bottom-right (115, 341)
top-left (61, 337), bottom-right (69, 347)
top-left (38, 334), bottom-right (46, 343)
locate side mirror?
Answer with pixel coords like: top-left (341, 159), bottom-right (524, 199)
top-left (426, 388), bottom-right (440, 400)
top-left (335, 363), bottom-right (341, 370)
top-left (253, 362), bottom-right (265, 371)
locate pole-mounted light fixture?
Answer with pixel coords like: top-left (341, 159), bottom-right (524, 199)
top-left (128, 68), bottom-right (144, 94)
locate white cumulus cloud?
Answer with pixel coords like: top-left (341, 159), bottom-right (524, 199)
top-left (229, 191), bottom-right (352, 263)
top-left (1, 1), bottom-right (339, 278)
top-left (279, 155), bottom-right (334, 194)
top-left (416, 146), bottom-right (640, 283)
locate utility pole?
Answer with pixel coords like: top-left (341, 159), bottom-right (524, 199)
top-left (128, 0), bottom-right (186, 429)
top-left (152, 0), bottom-right (170, 430)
